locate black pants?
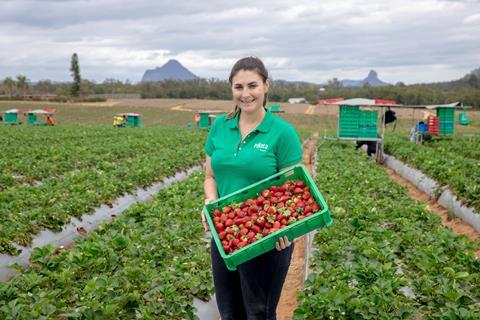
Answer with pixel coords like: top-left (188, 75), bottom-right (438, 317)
top-left (211, 239), bottom-right (294, 320)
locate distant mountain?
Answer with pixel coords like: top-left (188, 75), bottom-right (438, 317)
top-left (141, 59), bottom-right (197, 82)
top-left (415, 66), bottom-right (479, 89)
top-left (462, 67), bottom-right (480, 80)
top-left (341, 70), bottom-right (391, 87)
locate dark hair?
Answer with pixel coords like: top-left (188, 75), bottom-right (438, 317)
top-left (227, 56), bottom-right (269, 118)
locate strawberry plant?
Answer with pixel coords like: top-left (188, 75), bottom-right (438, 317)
top-left (384, 132), bottom-right (480, 212)
top-left (294, 141), bottom-right (480, 319)
top-left (0, 126), bottom-right (208, 255)
top-left (0, 173), bottom-right (213, 318)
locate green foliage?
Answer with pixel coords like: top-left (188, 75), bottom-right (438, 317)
top-left (384, 132), bottom-right (480, 212)
top-left (294, 141), bottom-right (480, 319)
top-left (0, 173), bottom-right (213, 319)
top-left (0, 126), bottom-right (207, 254)
top-left (70, 53), bottom-right (81, 97)
top-left (318, 85), bottom-right (480, 107)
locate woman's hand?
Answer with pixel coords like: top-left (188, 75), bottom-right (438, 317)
top-left (201, 198), bottom-right (215, 232)
top-left (275, 236), bottom-right (293, 251)
top-left (201, 211), bottom-right (209, 232)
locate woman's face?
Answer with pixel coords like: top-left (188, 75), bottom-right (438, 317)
top-left (231, 69), bottom-right (269, 114)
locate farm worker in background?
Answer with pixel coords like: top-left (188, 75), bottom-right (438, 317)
top-left (113, 115), bottom-right (124, 127)
top-left (422, 110), bottom-right (434, 120)
top-left (202, 56), bottom-right (302, 319)
top-left (46, 116), bottom-right (55, 126)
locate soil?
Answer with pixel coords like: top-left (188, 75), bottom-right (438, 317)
top-left (276, 137), bottom-right (317, 319)
top-left (383, 166), bottom-right (480, 257)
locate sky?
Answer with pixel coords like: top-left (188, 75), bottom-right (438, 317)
top-left (0, 0), bottom-right (479, 85)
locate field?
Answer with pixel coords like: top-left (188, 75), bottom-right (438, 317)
top-left (0, 99), bottom-right (479, 319)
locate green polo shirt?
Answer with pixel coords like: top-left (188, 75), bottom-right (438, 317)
top-left (205, 109), bottom-right (302, 197)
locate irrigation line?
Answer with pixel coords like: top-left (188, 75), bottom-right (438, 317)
top-left (0, 165), bottom-right (203, 282)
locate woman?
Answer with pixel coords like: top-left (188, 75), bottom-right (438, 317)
top-left (202, 56), bottom-right (303, 319)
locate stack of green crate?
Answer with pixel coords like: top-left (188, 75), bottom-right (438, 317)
top-left (358, 110), bottom-right (378, 138)
top-left (338, 106), bottom-right (360, 138)
top-left (437, 108), bottom-right (455, 135)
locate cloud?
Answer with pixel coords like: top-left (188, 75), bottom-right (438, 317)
top-left (0, 0), bottom-right (478, 84)
top-left (463, 13), bottom-right (480, 24)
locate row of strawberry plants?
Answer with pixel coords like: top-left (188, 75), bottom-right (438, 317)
top-left (0, 172), bottom-right (213, 319)
top-left (0, 127), bottom-right (207, 255)
top-left (0, 126), bottom-right (203, 189)
top-left (294, 141), bottom-right (479, 319)
top-left (384, 132), bottom-right (480, 212)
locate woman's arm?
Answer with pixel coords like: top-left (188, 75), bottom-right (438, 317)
top-left (202, 156), bottom-right (218, 231)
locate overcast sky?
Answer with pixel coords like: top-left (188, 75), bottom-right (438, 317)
top-left (1, 0), bottom-right (479, 84)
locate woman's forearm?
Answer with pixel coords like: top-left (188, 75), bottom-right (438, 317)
top-left (204, 176), bottom-right (218, 204)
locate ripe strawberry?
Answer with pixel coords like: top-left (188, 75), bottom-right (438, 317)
top-left (237, 241), bottom-right (247, 249)
top-left (222, 206), bottom-right (232, 214)
top-left (267, 206), bottom-right (276, 214)
top-left (274, 191), bottom-right (283, 198)
top-left (213, 216), bottom-right (221, 224)
top-left (248, 231), bottom-right (255, 239)
top-left (223, 245), bottom-right (232, 253)
top-left (256, 216), bottom-right (265, 228)
top-left (262, 229), bottom-right (270, 237)
top-left (219, 231), bottom-right (226, 240)
top-left (230, 238), bottom-right (239, 247)
top-left (252, 225), bottom-right (260, 233)
top-left (293, 187), bottom-right (303, 195)
top-left (213, 209), bottom-right (221, 217)
top-left (302, 191), bottom-right (311, 200)
top-left (304, 206), bottom-right (311, 214)
top-left (312, 203), bottom-right (320, 212)
top-left (295, 180), bottom-right (305, 188)
top-left (215, 223), bottom-right (224, 232)
top-left (225, 219), bottom-right (233, 227)
top-left (256, 196), bottom-right (265, 206)
top-left (240, 228), bottom-right (248, 235)
top-left (261, 189), bottom-right (270, 198)
top-left (273, 221), bottom-right (281, 229)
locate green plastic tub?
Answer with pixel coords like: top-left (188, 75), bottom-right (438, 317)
top-left (203, 164), bottom-right (332, 271)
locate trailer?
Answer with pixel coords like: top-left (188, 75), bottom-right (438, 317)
top-left (24, 109), bottom-right (56, 126)
top-left (0, 109), bottom-right (22, 125)
top-left (113, 113), bottom-right (143, 127)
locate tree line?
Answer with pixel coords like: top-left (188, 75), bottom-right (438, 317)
top-left (1, 67), bottom-right (479, 107)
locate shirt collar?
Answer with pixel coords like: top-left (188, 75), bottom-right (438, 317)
top-left (226, 108), bottom-right (273, 133)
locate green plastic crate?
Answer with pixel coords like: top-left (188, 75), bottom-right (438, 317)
top-left (203, 164), bottom-right (332, 271)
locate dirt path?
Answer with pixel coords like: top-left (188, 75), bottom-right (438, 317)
top-left (383, 166), bottom-right (480, 257)
top-left (276, 136), bottom-right (317, 319)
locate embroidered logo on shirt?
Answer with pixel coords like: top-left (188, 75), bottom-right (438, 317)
top-left (254, 143), bottom-right (269, 152)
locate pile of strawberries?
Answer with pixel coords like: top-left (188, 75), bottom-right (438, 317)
top-left (211, 179), bottom-right (321, 254)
